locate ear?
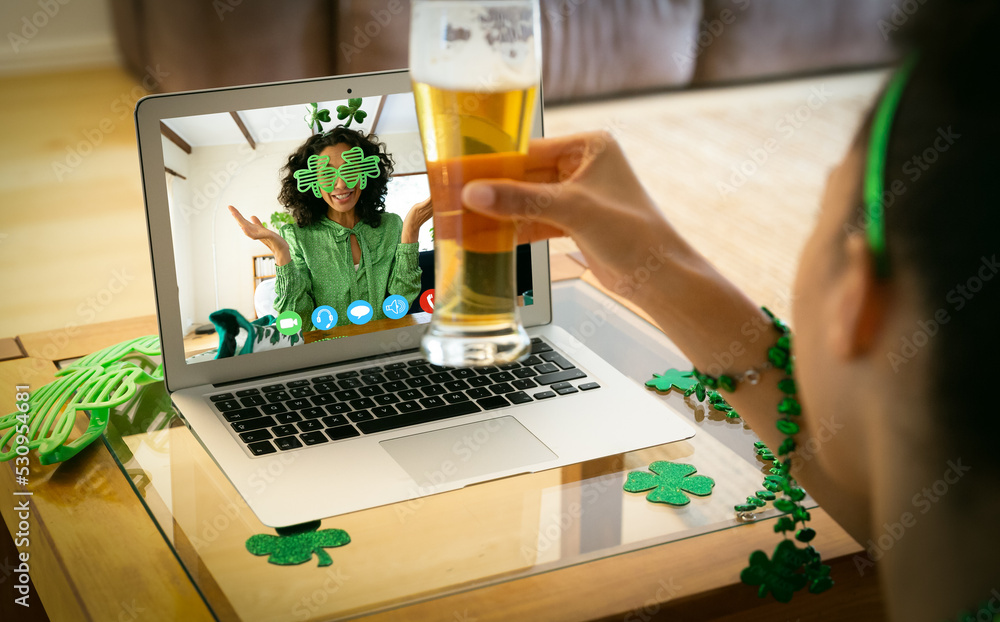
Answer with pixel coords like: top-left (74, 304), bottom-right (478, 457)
top-left (828, 234), bottom-right (890, 358)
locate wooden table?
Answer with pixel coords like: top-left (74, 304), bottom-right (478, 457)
top-left (0, 261), bottom-right (887, 621)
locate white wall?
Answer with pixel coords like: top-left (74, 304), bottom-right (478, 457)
top-left (162, 135), bottom-right (196, 333)
top-left (1, 0), bottom-right (118, 75)
top-left (381, 131), bottom-right (426, 175)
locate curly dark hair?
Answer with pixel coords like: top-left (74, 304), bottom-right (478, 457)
top-left (278, 126), bottom-right (394, 228)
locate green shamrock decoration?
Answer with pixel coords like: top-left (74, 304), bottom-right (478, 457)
top-left (682, 377), bottom-right (741, 419)
top-left (305, 103), bottom-right (332, 134)
top-left (336, 98), bottom-right (367, 128)
top-left (740, 540), bottom-right (810, 603)
top-left (646, 368), bottom-right (741, 418)
top-left (246, 521), bottom-right (351, 567)
top-left (645, 368), bottom-right (698, 393)
top-left (623, 461), bottom-right (715, 506)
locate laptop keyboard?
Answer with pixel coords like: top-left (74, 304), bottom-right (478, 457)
top-left (208, 337), bottom-right (601, 457)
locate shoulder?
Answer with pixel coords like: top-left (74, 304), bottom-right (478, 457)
top-left (372, 212), bottom-right (402, 235)
top-left (381, 212), bottom-right (402, 228)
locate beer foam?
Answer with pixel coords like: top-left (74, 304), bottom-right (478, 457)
top-left (410, 0), bottom-right (540, 92)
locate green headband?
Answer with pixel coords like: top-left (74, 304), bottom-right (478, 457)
top-left (865, 54), bottom-right (918, 278)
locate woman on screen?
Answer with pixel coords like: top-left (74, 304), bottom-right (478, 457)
top-left (230, 126), bottom-right (431, 331)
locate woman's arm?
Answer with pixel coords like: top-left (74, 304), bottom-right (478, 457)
top-left (229, 206), bottom-right (291, 266)
top-left (385, 213), bottom-right (423, 305)
top-left (462, 132), bottom-right (871, 542)
top-left (272, 224), bottom-right (317, 328)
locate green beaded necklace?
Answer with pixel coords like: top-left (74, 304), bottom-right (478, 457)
top-left (686, 308), bottom-right (831, 601)
top-left (681, 56), bottom-right (921, 603)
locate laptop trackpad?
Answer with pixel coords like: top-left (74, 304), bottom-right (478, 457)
top-left (380, 416), bottom-right (557, 487)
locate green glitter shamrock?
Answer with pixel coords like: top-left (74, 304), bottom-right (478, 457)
top-left (304, 102), bottom-right (332, 134)
top-left (623, 461), bottom-right (715, 506)
top-left (246, 522), bottom-right (351, 567)
top-left (740, 540), bottom-right (809, 603)
top-left (336, 98), bottom-right (367, 128)
top-left (645, 368), bottom-right (698, 393)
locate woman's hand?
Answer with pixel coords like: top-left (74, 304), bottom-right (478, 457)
top-left (229, 206), bottom-right (292, 266)
top-left (401, 196), bottom-right (433, 244)
top-left (460, 132), bottom-right (691, 306)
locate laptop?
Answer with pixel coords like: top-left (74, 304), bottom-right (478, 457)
top-left (135, 69), bottom-right (695, 527)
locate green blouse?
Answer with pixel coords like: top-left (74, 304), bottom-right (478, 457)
top-left (274, 213), bottom-right (421, 331)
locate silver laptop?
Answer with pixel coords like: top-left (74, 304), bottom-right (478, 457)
top-left (135, 69), bottom-right (694, 527)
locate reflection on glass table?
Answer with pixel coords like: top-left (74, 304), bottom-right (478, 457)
top-left (100, 279), bottom-right (809, 622)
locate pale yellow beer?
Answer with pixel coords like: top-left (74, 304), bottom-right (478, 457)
top-left (411, 0), bottom-right (540, 366)
top-left (415, 82), bottom-right (537, 333)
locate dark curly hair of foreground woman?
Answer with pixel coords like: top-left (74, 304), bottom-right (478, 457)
top-left (278, 126), bottom-right (394, 228)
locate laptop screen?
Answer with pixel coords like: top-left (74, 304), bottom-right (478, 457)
top-left (157, 89), bottom-right (535, 365)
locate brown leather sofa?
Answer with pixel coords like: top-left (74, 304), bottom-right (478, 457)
top-left (111, 0), bottom-right (895, 103)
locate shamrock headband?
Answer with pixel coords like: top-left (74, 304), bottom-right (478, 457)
top-left (865, 54), bottom-right (918, 278)
top-left (293, 146), bottom-right (383, 198)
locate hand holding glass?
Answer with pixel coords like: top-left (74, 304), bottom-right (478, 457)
top-left (411, 0), bottom-right (540, 367)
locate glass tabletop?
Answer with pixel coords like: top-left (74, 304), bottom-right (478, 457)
top-left (99, 279), bottom-right (802, 621)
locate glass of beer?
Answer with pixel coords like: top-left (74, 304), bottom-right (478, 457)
top-left (411, 0), bottom-right (539, 367)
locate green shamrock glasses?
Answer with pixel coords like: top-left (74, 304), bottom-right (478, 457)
top-left (293, 146), bottom-right (382, 198)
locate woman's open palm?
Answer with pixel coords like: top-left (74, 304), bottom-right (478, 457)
top-left (229, 205), bottom-right (291, 264)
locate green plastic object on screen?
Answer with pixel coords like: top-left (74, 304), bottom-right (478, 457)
top-left (0, 335), bottom-right (163, 465)
top-left (293, 146), bottom-right (382, 197)
top-left (335, 98), bottom-right (367, 128)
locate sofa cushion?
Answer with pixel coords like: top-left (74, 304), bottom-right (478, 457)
top-left (111, 0), bottom-right (333, 92)
top-left (693, 0), bottom-right (896, 85)
top-left (542, 0), bottom-right (702, 102)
